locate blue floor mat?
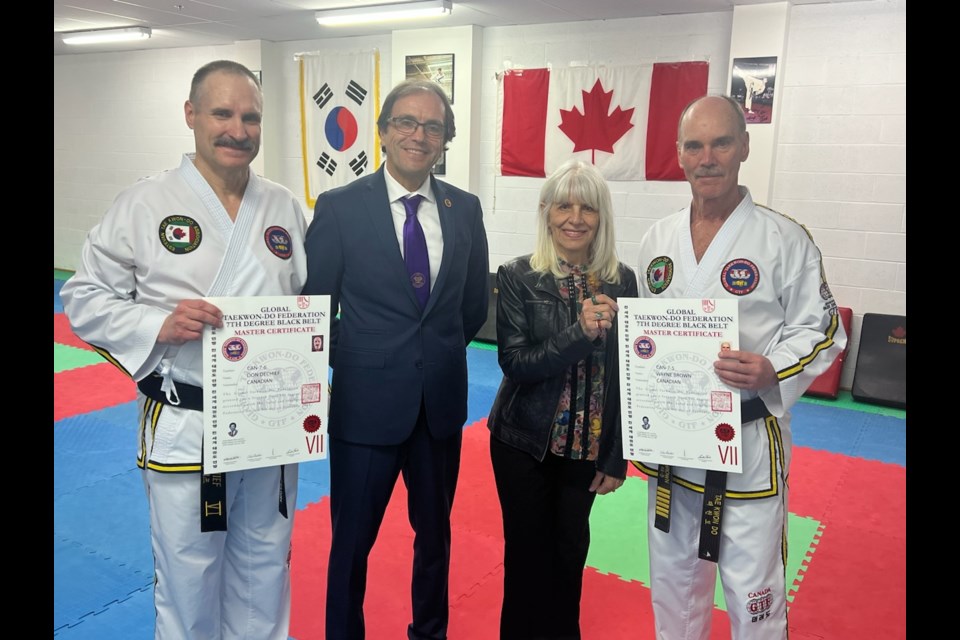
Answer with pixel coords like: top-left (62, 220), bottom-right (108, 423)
top-left (55, 279), bottom-right (65, 313)
top-left (54, 536), bottom-right (153, 634)
top-left (791, 403), bottom-right (906, 466)
top-left (54, 408), bottom-right (140, 497)
top-left (54, 470), bottom-right (154, 573)
top-left (54, 584), bottom-right (155, 640)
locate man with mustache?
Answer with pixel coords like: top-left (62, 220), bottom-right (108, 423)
top-left (634, 95), bottom-right (846, 640)
top-left (302, 79), bottom-right (489, 640)
top-left (61, 60), bottom-right (306, 639)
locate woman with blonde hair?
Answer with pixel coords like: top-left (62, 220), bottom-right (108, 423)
top-left (488, 159), bottom-right (638, 639)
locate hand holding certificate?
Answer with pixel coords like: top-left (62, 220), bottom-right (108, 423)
top-left (618, 298), bottom-right (742, 472)
top-left (202, 295), bottom-right (330, 473)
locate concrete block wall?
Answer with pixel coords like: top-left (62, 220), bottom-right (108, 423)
top-left (54, 44), bottom-right (248, 270)
top-left (773, 0), bottom-right (906, 388)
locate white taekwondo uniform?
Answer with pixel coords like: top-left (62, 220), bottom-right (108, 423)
top-left (61, 153), bottom-right (307, 640)
top-left (634, 187), bottom-right (846, 640)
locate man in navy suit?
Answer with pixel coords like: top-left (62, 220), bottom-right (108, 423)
top-left (302, 79), bottom-right (489, 640)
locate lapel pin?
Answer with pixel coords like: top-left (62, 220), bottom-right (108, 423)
top-left (444, 198), bottom-right (452, 208)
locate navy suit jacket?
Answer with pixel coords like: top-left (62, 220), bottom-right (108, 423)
top-left (302, 168), bottom-right (489, 445)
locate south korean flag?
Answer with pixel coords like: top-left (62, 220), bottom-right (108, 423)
top-left (300, 50), bottom-right (380, 206)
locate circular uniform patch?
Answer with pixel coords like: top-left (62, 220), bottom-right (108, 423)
top-left (819, 282), bottom-right (833, 300)
top-left (159, 215), bottom-right (202, 254)
top-left (646, 256), bottom-right (674, 295)
top-left (715, 423), bottom-right (735, 442)
top-left (721, 258), bottom-right (760, 296)
top-left (265, 226), bottom-right (293, 260)
top-left (222, 337), bottom-right (248, 362)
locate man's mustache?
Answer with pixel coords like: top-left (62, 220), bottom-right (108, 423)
top-left (215, 137), bottom-right (255, 151)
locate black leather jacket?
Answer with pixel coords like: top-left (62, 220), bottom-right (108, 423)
top-left (488, 255), bottom-right (639, 479)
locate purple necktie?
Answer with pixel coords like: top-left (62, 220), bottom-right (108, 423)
top-left (402, 195), bottom-right (430, 310)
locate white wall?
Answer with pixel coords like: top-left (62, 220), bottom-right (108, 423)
top-left (54, 0), bottom-right (906, 389)
top-left (773, 0), bottom-right (906, 387)
top-left (54, 44), bottom-right (242, 269)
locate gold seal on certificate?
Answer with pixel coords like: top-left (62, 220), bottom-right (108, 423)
top-left (617, 298), bottom-right (742, 472)
top-left (202, 295), bottom-right (331, 473)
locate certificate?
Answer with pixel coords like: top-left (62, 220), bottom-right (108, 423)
top-left (202, 295), bottom-right (330, 474)
top-left (618, 298), bottom-right (742, 472)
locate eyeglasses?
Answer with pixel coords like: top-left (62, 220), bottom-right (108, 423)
top-left (387, 116), bottom-right (445, 139)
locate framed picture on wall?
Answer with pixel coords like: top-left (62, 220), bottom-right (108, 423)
top-left (405, 53), bottom-right (454, 103)
top-left (432, 149), bottom-right (446, 176)
top-left (730, 57), bottom-right (777, 124)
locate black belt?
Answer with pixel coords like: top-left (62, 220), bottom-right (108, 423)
top-left (136, 373), bottom-right (289, 531)
top-left (137, 373), bottom-right (204, 411)
top-left (740, 396), bottom-right (769, 423)
top-left (654, 397), bottom-right (773, 564)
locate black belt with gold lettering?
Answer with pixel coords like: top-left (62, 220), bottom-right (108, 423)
top-left (654, 397), bottom-right (772, 564)
top-left (136, 373), bottom-right (289, 531)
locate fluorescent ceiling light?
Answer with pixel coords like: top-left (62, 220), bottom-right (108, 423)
top-left (316, 0), bottom-right (452, 27)
top-left (61, 26), bottom-right (152, 45)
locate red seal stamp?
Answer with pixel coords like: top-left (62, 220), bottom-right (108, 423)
top-left (715, 423), bottom-right (735, 442)
top-left (303, 415), bottom-right (322, 433)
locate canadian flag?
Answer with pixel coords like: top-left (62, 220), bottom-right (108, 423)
top-left (497, 62), bottom-right (708, 181)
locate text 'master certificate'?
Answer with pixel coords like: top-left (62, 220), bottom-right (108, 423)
top-left (618, 298), bottom-right (742, 473)
top-left (202, 295), bottom-right (330, 474)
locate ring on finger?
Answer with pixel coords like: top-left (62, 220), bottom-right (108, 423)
top-left (594, 311), bottom-right (603, 319)
top-left (591, 295), bottom-right (598, 305)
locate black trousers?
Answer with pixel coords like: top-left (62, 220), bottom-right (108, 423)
top-left (490, 434), bottom-right (598, 640)
top-left (326, 404), bottom-right (462, 640)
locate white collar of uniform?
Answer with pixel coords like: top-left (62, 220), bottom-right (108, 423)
top-left (731, 185), bottom-right (753, 217)
top-left (384, 168), bottom-right (433, 206)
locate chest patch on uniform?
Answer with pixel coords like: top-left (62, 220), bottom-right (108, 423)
top-left (159, 215), bottom-right (202, 254)
top-left (721, 258), bottom-right (759, 295)
top-left (265, 226), bottom-right (293, 260)
top-left (646, 256), bottom-right (674, 294)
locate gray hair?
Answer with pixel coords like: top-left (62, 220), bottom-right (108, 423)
top-left (529, 159), bottom-right (621, 284)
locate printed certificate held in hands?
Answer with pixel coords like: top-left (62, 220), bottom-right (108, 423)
top-left (202, 295), bottom-right (330, 474)
top-left (617, 298), bottom-right (742, 472)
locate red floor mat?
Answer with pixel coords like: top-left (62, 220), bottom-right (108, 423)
top-left (54, 313), bottom-right (92, 350)
top-left (54, 362), bottom-right (137, 421)
top-left (290, 423), bottom-right (906, 640)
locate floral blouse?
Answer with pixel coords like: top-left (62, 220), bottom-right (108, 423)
top-left (549, 260), bottom-right (606, 461)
